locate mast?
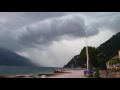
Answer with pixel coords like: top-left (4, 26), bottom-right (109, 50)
top-left (84, 27), bottom-right (89, 70)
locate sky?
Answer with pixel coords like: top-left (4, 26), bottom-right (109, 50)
top-left (0, 12), bottom-right (119, 67)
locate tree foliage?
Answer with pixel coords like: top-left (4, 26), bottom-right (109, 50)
top-left (80, 46), bottom-right (100, 68)
top-left (109, 59), bottom-right (120, 65)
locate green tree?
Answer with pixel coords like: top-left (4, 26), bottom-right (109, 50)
top-left (111, 59), bottom-right (114, 65)
top-left (109, 60), bottom-right (112, 65)
top-left (80, 46), bottom-right (100, 68)
top-left (117, 58), bottom-right (120, 63)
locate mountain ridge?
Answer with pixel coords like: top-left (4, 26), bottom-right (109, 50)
top-left (0, 47), bottom-right (35, 66)
top-left (64, 32), bottom-right (120, 68)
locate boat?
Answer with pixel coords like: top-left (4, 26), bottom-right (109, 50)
top-left (84, 68), bottom-right (94, 77)
top-left (84, 58), bottom-right (94, 77)
top-left (83, 27), bottom-right (94, 77)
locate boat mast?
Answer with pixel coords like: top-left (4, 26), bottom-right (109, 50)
top-left (84, 27), bottom-right (89, 70)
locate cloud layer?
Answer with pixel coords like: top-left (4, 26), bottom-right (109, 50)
top-left (0, 12), bottom-right (120, 67)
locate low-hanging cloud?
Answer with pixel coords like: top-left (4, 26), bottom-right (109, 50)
top-left (18, 15), bottom-right (99, 48)
top-left (1, 12), bottom-right (119, 52)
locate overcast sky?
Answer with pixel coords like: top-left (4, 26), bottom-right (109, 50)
top-left (0, 12), bottom-right (119, 67)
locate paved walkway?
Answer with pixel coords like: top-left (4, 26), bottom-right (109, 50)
top-left (47, 70), bottom-right (87, 78)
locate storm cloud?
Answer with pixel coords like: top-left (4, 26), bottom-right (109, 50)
top-left (0, 12), bottom-right (120, 67)
top-left (18, 15), bottom-right (95, 48)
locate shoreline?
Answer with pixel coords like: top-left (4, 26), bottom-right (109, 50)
top-left (44, 69), bottom-right (88, 78)
top-left (0, 69), bottom-right (88, 78)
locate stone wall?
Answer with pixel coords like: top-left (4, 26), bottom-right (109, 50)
top-left (99, 70), bottom-right (120, 78)
top-left (107, 71), bottom-right (120, 78)
top-left (99, 70), bottom-right (108, 78)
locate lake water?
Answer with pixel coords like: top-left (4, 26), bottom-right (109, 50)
top-left (0, 65), bottom-right (83, 77)
top-left (0, 65), bottom-right (63, 76)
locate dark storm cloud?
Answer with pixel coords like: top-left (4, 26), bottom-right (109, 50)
top-left (0, 12), bottom-right (120, 52)
top-left (88, 13), bottom-right (120, 33)
top-left (106, 16), bottom-right (120, 32)
top-left (18, 15), bottom-right (99, 47)
top-left (0, 12), bottom-right (67, 51)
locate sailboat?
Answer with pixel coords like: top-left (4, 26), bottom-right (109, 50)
top-left (83, 27), bottom-right (94, 77)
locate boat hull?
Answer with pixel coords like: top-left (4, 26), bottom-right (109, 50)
top-left (84, 69), bottom-right (94, 77)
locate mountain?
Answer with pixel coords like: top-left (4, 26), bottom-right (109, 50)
top-left (98, 32), bottom-right (120, 61)
top-left (97, 32), bottom-right (120, 69)
top-left (0, 47), bottom-right (35, 66)
top-left (64, 32), bottom-right (120, 68)
top-left (64, 55), bottom-right (82, 68)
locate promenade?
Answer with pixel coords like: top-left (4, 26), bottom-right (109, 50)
top-left (46, 70), bottom-right (87, 78)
